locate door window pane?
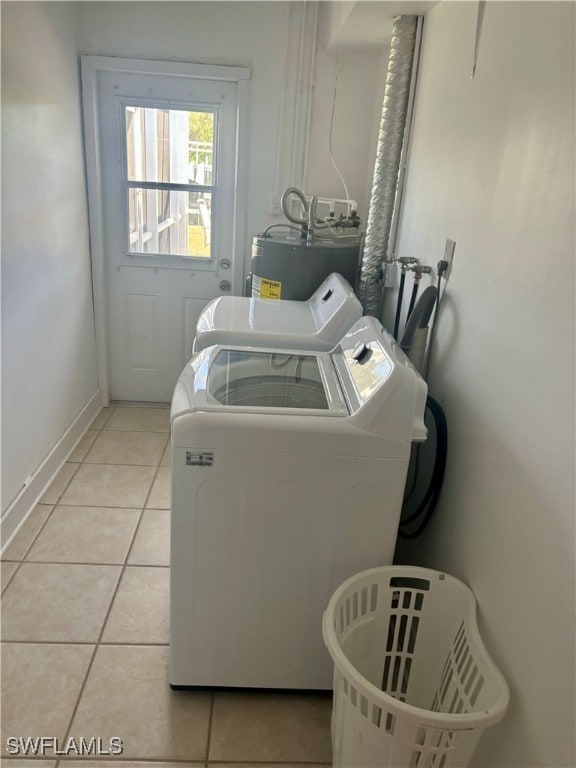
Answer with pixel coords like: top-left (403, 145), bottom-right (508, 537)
top-left (125, 106), bottom-right (214, 185)
top-left (124, 105), bottom-right (215, 258)
top-left (128, 190), bottom-right (212, 258)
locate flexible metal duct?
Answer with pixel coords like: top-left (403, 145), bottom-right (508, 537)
top-left (358, 15), bottom-right (418, 315)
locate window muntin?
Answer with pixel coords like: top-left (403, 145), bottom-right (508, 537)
top-left (124, 105), bottom-right (216, 259)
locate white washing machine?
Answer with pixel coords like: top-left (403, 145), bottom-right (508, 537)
top-left (170, 316), bottom-right (427, 690)
top-left (193, 272), bottom-right (362, 354)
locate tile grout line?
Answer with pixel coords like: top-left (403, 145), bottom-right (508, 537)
top-left (109, 402), bottom-right (170, 409)
top-left (100, 429), bottom-right (170, 434)
top-left (124, 440), bottom-right (168, 565)
top-left (2, 411), bottom-right (335, 766)
top-left (15, 560), bottom-right (169, 568)
top-left (205, 762), bottom-right (333, 766)
top-left (3, 428), bottom-right (169, 596)
top-left (16, 442), bottom-right (83, 557)
top-left (49, 761), bottom-right (330, 765)
top-left (3, 760), bottom-right (330, 765)
top-left (9, 409), bottom-right (121, 570)
top-left (59, 426), bottom-right (168, 749)
top-left (38, 404), bottom-right (108, 500)
top-left (84, 427), bottom-right (169, 467)
top-left (43, 502), bottom-right (169, 510)
top-left (2, 640), bottom-right (170, 646)
top-left (1, 409), bottom-right (112, 598)
top-left (1, 559), bottom-right (21, 594)
top-left (95, 406), bottom-right (117, 431)
top-left (61, 420), bottom-right (169, 506)
top-left (4, 408), bottom-right (193, 765)
top-left (1, 503), bottom-right (57, 595)
top-left (57, 534), bottom-right (138, 746)
top-left (83, 461), bottom-right (168, 469)
top-left (204, 690), bottom-right (215, 764)
top-left (69, 406), bottom-right (107, 457)
top-left (62, 462), bottom-right (166, 472)
top-left (2, 408), bottom-right (111, 756)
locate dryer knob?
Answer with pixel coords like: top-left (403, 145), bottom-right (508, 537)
top-left (352, 343), bottom-right (370, 362)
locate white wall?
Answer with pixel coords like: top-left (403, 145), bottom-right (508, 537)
top-left (321, 0), bottom-right (357, 49)
top-left (305, 43), bottom-right (387, 221)
top-left (1, 2), bottom-right (98, 514)
top-left (392, 3), bottom-right (575, 766)
top-left (307, 2), bottom-right (387, 222)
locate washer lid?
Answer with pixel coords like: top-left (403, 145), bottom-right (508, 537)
top-left (199, 296), bottom-right (317, 337)
top-left (194, 274), bottom-right (362, 354)
top-left (172, 345), bottom-right (348, 419)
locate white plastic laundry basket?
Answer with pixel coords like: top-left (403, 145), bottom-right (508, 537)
top-left (322, 566), bottom-right (509, 768)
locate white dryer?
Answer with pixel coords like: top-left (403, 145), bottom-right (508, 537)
top-left (170, 316), bottom-right (427, 690)
top-left (193, 272), bottom-right (362, 354)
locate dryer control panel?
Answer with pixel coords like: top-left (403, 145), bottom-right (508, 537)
top-left (330, 315), bottom-right (427, 442)
top-left (332, 318), bottom-right (394, 410)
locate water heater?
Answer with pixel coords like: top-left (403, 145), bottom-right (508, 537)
top-left (248, 233), bottom-right (362, 301)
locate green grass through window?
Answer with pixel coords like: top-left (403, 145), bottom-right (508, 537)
top-left (187, 225), bottom-right (210, 258)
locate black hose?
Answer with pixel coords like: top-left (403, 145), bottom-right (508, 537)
top-left (423, 271), bottom-right (444, 380)
top-left (399, 395), bottom-right (447, 539)
top-left (403, 443), bottom-right (421, 501)
top-left (406, 279), bottom-right (419, 321)
top-left (398, 265), bottom-right (449, 539)
top-left (399, 285), bottom-right (437, 354)
top-left (393, 270), bottom-right (406, 340)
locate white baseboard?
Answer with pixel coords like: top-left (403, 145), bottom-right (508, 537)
top-left (1, 389), bottom-right (102, 554)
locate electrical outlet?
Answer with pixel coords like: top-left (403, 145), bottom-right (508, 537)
top-left (443, 239), bottom-right (456, 278)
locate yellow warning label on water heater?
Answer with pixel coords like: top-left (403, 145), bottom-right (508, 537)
top-left (255, 275), bottom-right (282, 300)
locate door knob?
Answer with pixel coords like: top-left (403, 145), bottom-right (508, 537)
top-left (220, 258), bottom-right (231, 269)
top-left (219, 280), bottom-right (231, 292)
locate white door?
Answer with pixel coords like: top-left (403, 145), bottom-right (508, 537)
top-left (92, 64), bottom-right (247, 402)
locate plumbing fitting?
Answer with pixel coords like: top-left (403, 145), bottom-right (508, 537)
top-left (406, 265), bottom-right (429, 321)
top-left (398, 257), bottom-right (418, 273)
top-left (409, 264), bottom-right (432, 278)
top-left (307, 195), bottom-right (318, 242)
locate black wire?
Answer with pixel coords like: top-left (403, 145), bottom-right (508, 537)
top-left (393, 270), bottom-right (406, 340)
top-left (399, 395), bottom-right (447, 539)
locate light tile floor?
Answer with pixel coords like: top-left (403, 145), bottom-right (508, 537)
top-left (1, 406), bottom-right (332, 767)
